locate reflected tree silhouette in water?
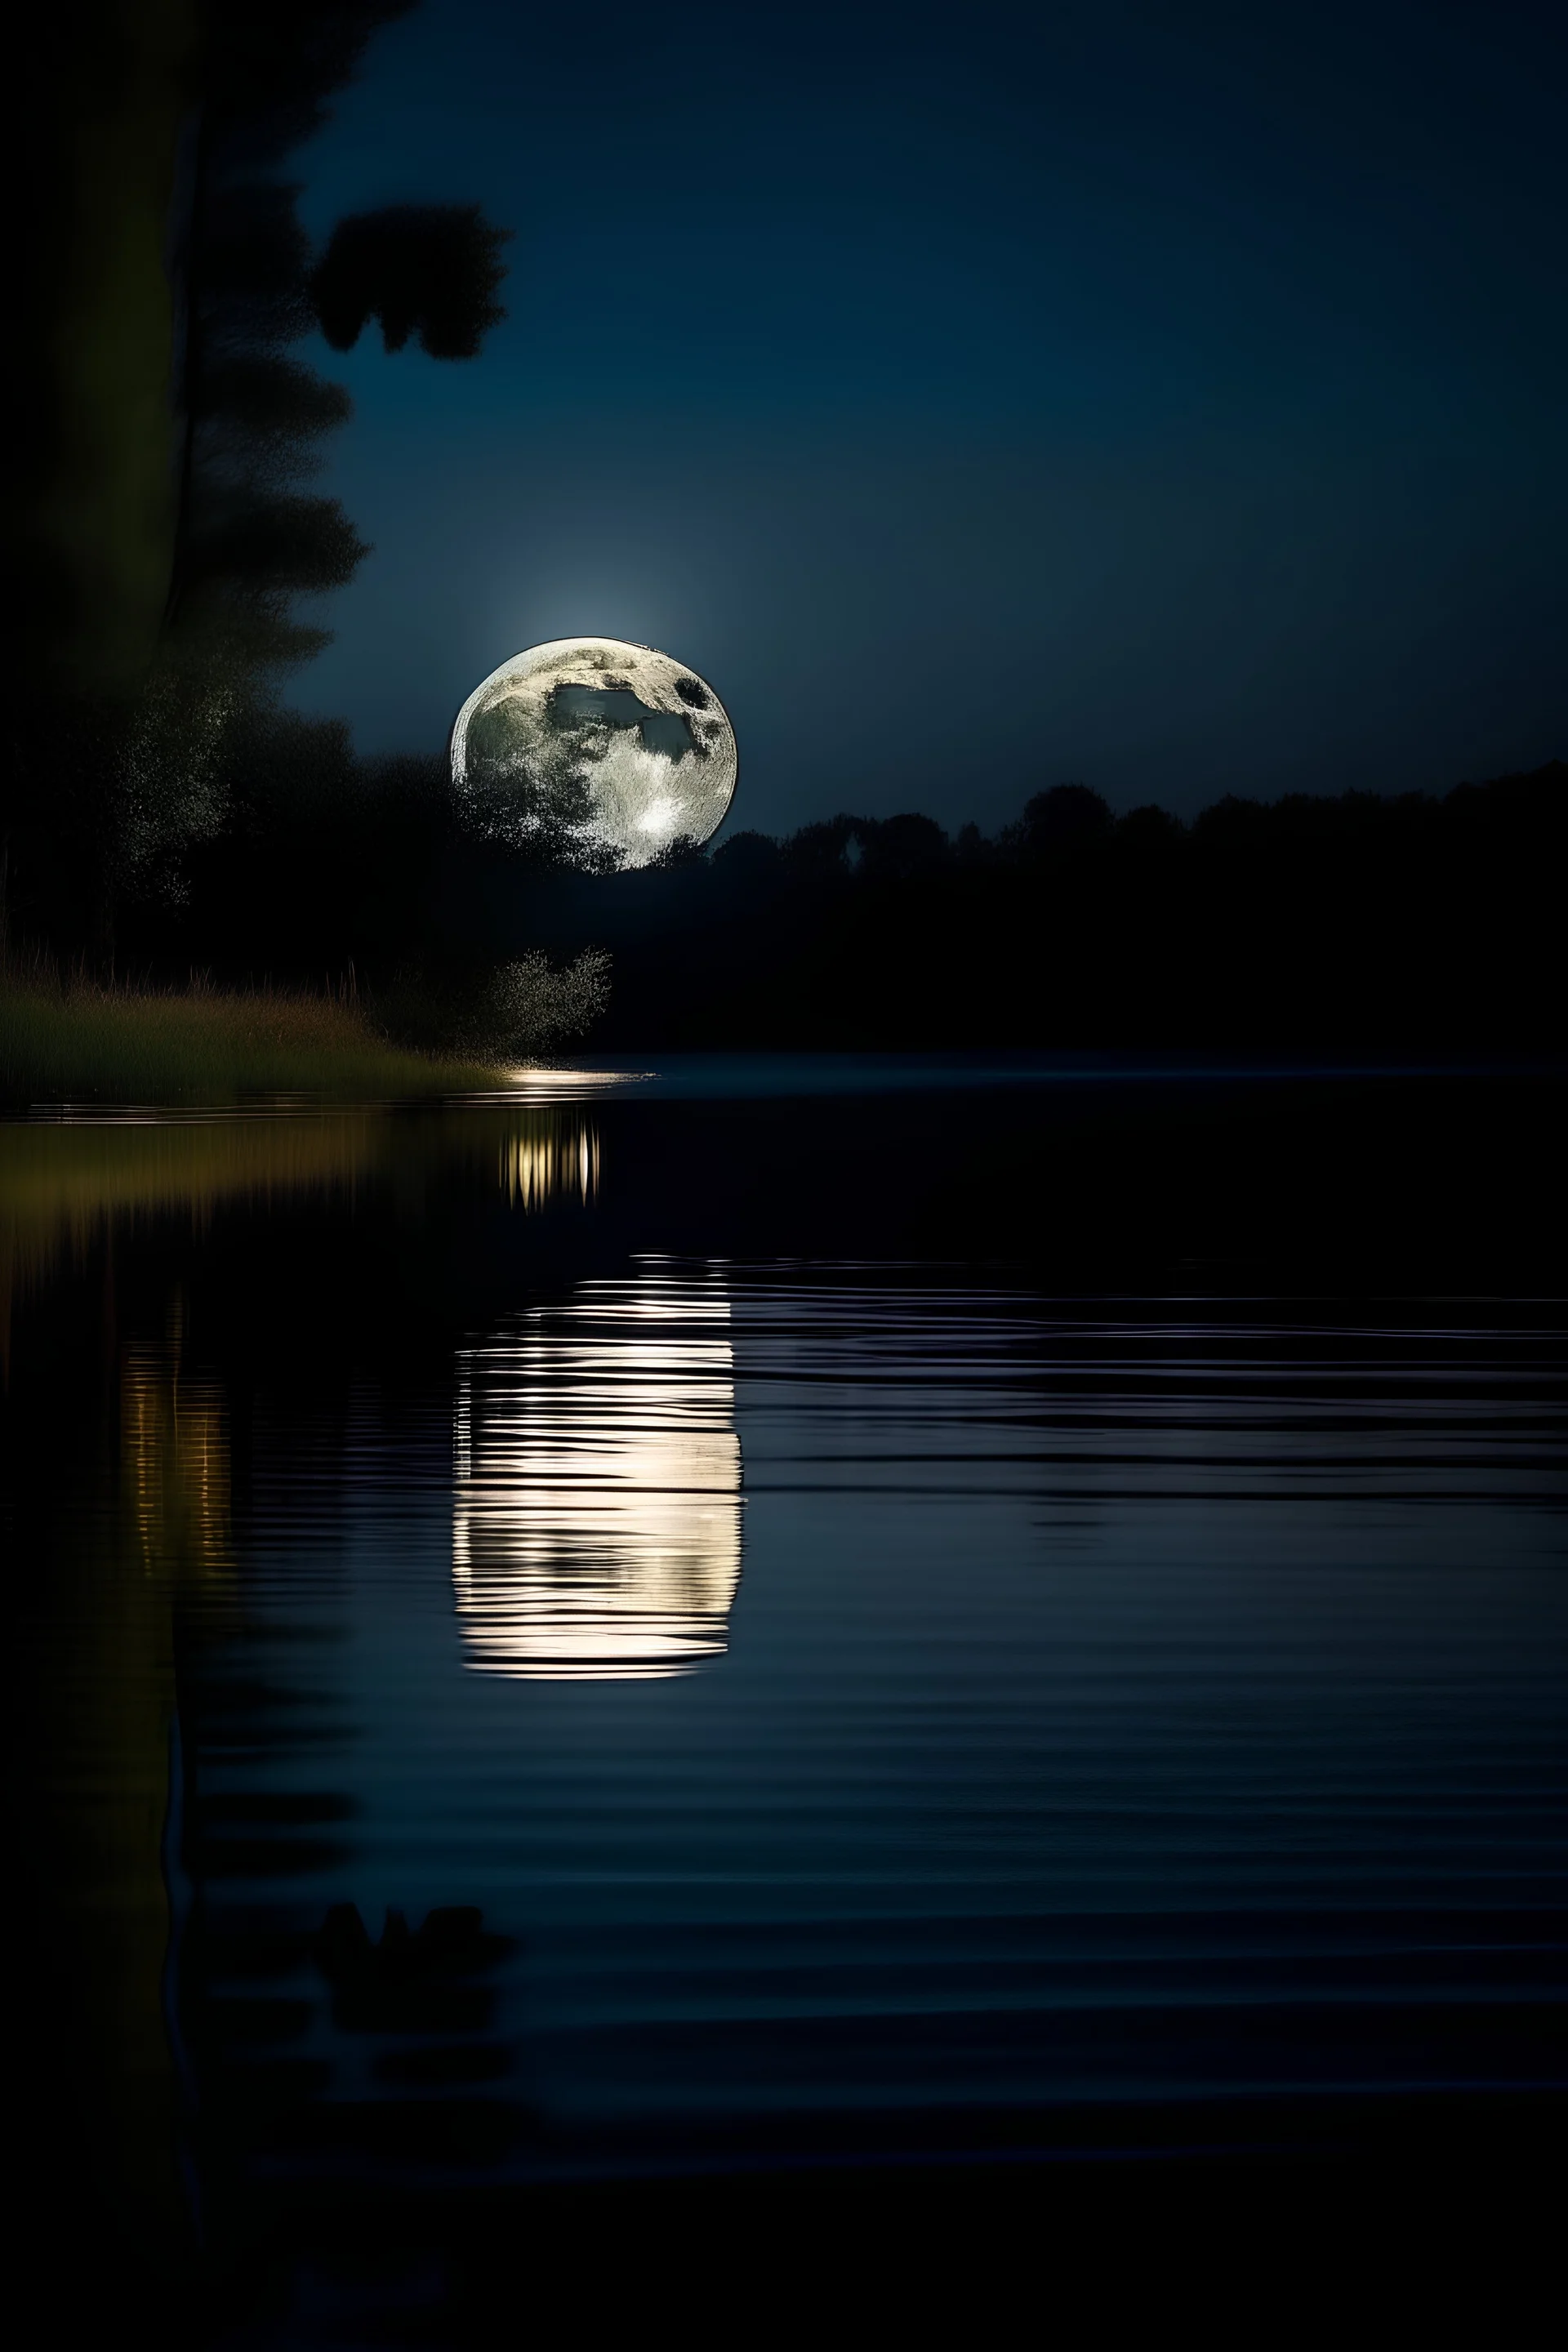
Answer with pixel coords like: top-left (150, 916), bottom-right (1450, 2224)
top-left (2, 1101), bottom-right (601, 2284)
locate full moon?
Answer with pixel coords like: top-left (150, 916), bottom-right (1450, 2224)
top-left (450, 636), bottom-right (737, 868)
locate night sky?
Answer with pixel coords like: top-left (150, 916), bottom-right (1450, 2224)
top-left (287, 0), bottom-right (1565, 836)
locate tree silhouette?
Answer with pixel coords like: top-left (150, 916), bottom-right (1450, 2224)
top-left (167, 17), bottom-right (510, 658)
top-left (2, 2), bottom-right (511, 954)
top-left (1001, 784), bottom-right (1114, 862)
top-left (312, 206), bottom-right (510, 358)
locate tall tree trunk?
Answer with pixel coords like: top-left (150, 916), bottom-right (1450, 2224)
top-left (163, 102), bottom-right (207, 634)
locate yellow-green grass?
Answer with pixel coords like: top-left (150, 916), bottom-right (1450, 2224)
top-left (0, 977), bottom-right (500, 1106)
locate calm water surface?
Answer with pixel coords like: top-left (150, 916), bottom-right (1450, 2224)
top-left (4, 1062), bottom-right (1565, 2314)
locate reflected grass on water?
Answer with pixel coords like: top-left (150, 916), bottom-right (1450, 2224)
top-left (0, 1104), bottom-right (600, 1374)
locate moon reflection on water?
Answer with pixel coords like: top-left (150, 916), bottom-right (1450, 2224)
top-left (452, 1268), bottom-right (743, 1680)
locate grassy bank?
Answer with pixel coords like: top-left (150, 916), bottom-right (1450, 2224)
top-left (0, 975), bottom-right (501, 1105)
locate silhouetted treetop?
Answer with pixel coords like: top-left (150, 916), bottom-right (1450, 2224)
top-left (858, 813), bottom-right (950, 880)
top-left (311, 205), bottom-right (510, 357)
top-left (185, 494), bottom-right (370, 595)
top-left (1003, 784), bottom-right (1114, 861)
top-left (198, 357), bottom-right (353, 474)
top-left (204, 0), bottom-right (419, 162)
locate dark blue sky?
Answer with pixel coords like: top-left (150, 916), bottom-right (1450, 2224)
top-left (287, 0), bottom-right (1565, 835)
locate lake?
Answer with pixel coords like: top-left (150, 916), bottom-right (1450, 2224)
top-left (5, 1059), bottom-right (1565, 2333)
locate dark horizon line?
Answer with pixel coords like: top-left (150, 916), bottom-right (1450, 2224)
top-left (335, 744), bottom-right (1566, 850)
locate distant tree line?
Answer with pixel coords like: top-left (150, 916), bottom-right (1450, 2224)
top-left (83, 740), bottom-right (1568, 1051)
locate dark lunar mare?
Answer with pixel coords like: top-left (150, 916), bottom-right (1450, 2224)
top-left (548, 684), bottom-right (699, 761)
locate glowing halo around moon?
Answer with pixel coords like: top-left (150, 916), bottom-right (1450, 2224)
top-left (449, 635), bottom-right (737, 868)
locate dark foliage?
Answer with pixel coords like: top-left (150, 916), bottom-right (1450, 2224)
top-left (167, 7), bottom-right (506, 644)
top-left (312, 205), bottom-right (511, 357)
top-left (1000, 783), bottom-right (1116, 861)
top-left (2, 2), bottom-right (510, 955)
top-left (110, 750), bottom-right (1566, 1055)
top-left (203, 0), bottom-right (420, 167)
top-left (184, 495), bottom-right (371, 598)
